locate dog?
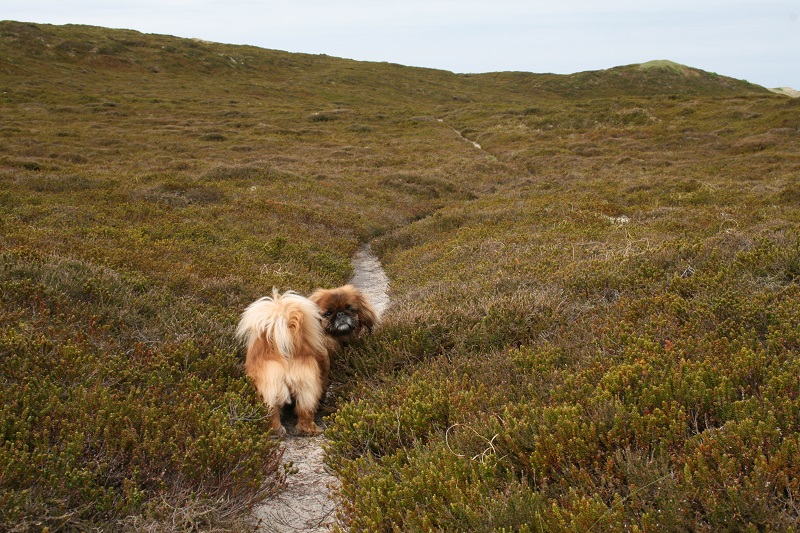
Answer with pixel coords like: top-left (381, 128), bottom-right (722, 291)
top-left (236, 289), bottom-right (329, 437)
top-left (309, 284), bottom-right (378, 353)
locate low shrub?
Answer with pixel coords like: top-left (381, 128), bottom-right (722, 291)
top-left (199, 132), bottom-right (227, 141)
top-left (328, 151), bottom-right (800, 530)
top-left (0, 251), bottom-right (283, 530)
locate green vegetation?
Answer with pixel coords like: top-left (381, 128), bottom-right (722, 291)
top-left (1, 20), bottom-right (798, 531)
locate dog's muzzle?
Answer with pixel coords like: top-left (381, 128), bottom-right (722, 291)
top-left (330, 312), bottom-right (356, 335)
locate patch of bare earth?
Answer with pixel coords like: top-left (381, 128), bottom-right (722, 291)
top-left (254, 435), bottom-right (338, 532)
top-left (254, 245), bottom-right (389, 532)
top-left (348, 244), bottom-right (390, 316)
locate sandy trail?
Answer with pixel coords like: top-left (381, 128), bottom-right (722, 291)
top-left (254, 244), bottom-right (389, 532)
top-left (348, 244), bottom-right (390, 316)
top-left (254, 435), bottom-right (338, 532)
top-left (437, 117), bottom-right (483, 150)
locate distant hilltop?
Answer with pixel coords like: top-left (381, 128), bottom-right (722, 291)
top-left (635, 59), bottom-right (698, 73)
top-left (0, 20), bottom-right (778, 100)
top-left (638, 60), bottom-right (799, 98)
top-left (769, 87), bottom-right (800, 98)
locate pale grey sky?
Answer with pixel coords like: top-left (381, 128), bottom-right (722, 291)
top-left (4, 1), bottom-right (799, 89)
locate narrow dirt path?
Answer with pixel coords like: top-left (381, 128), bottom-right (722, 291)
top-left (254, 244), bottom-right (389, 532)
top-left (254, 435), bottom-right (337, 532)
top-left (437, 118), bottom-right (483, 151)
top-left (348, 244), bottom-right (390, 316)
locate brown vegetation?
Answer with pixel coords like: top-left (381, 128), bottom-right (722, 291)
top-left (1, 20), bottom-right (798, 531)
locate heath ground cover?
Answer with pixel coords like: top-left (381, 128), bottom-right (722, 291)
top-left (1, 20), bottom-right (798, 531)
top-left (0, 21), bottom-right (493, 530)
top-left (327, 94), bottom-right (800, 530)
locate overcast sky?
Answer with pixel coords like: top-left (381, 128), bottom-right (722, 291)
top-left (4, 1), bottom-right (799, 89)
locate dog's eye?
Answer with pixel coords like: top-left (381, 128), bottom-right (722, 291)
top-left (322, 311), bottom-right (332, 318)
top-left (344, 304), bottom-right (353, 311)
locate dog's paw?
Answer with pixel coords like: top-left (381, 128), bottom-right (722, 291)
top-left (295, 422), bottom-right (322, 437)
top-left (270, 425), bottom-right (287, 439)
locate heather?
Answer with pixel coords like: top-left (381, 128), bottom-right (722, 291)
top-left (327, 95), bottom-right (800, 530)
top-left (1, 20), bottom-right (799, 531)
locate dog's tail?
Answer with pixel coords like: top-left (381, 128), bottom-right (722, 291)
top-left (236, 289), bottom-right (324, 359)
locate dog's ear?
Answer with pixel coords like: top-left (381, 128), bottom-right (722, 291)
top-left (356, 293), bottom-right (378, 332)
top-left (308, 289), bottom-right (324, 307)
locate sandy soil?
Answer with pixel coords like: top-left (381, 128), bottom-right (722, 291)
top-left (254, 245), bottom-right (389, 532)
top-left (348, 244), bottom-right (390, 316)
top-left (253, 435), bottom-right (338, 532)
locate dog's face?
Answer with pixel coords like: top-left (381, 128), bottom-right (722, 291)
top-left (309, 285), bottom-right (377, 345)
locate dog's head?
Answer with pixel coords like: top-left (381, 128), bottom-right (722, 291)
top-left (309, 284), bottom-right (377, 344)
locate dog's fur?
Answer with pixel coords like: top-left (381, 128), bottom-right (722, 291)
top-left (236, 289), bottom-right (328, 437)
top-left (309, 284), bottom-right (378, 353)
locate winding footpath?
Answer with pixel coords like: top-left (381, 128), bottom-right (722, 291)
top-left (437, 118), bottom-right (483, 151)
top-left (347, 244), bottom-right (390, 316)
top-left (254, 244), bottom-right (390, 532)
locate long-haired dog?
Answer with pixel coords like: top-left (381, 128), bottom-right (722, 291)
top-left (309, 284), bottom-right (378, 353)
top-left (236, 289), bottom-right (328, 437)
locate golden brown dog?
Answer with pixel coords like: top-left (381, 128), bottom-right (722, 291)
top-left (309, 284), bottom-right (378, 353)
top-left (236, 289), bottom-right (328, 437)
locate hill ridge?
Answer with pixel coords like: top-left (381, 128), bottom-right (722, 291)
top-left (0, 20), bottom-right (772, 101)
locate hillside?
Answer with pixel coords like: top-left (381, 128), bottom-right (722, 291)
top-left (0, 21), bottom-right (771, 106)
top-left (1, 20), bottom-right (799, 531)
